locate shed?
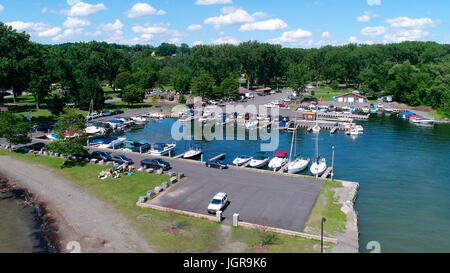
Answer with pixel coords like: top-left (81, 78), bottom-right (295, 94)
top-left (335, 92), bottom-right (368, 103)
top-left (302, 111), bottom-right (317, 121)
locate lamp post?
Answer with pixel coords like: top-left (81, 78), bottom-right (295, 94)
top-left (321, 217), bottom-right (327, 253)
top-left (331, 146), bottom-right (335, 181)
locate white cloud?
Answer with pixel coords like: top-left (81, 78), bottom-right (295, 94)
top-left (169, 38), bottom-right (182, 44)
top-left (52, 28), bottom-right (83, 42)
top-left (239, 18), bottom-right (288, 32)
top-left (252, 12), bottom-right (267, 18)
top-left (195, 0), bottom-right (233, 5)
top-left (349, 36), bottom-right (359, 43)
top-left (193, 40), bottom-right (203, 46)
top-left (357, 11), bottom-right (378, 22)
top-left (85, 30), bottom-right (102, 37)
top-left (322, 31), bottom-right (331, 38)
top-left (386, 17), bottom-right (435, 28)
top-left (268, 28), bottom-right (312, 44)
top-left (95, 19), bottom-right (125, 42)
top-left (63, 1), bottom-right (106, 17)
top-left (0, 4), bottom-right (4, 13)
top-left (383, 29), bottom-right (430, 43)
top-left (187, 24), bottom-right (202, 31)
top-left (367, 0), bottom-right (381, 6)
top-left (5, 21), bottom-right (62, 38)
top-left (213, 36), bottom-right (239, 45)
top-left (204, 8), bottom-right (254, 27)
top-left (132, 24), bottom-right (168, 35)
top-left (126, 3), bottom-right (166, 18)
top-left (360, 26), bottom-right (386, 36)
top-left (63, 17), bottom-right (90, 28)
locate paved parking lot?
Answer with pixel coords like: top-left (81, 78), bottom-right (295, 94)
top-left (148, 159), bottom-right (324, 232)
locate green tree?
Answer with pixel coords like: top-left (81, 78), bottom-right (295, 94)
top-left (79, 79), bottom-right (104, 111)
top-left (114, 72), bottom-right (130, 91)
top-left (191, 73), bottom-right (214, 99)
top-left (330, 80), bottom-right (339, 91)
top-left (0, 112), bottom-right (31, 151)
top-left (287, 63), bottom-right (311, 97)
top-left (179, 93), bottom-right (186, 104)
top-left (45, 93), bottom-right (67, 116)
top-left (105, 48), bottom-right (129, 90)
top-left (220, 76), bottom-right (240, 98)
top-left (122, 84), bottom-right (145, 106)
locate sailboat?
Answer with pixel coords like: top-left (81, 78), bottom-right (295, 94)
top-left (310, 132), bottom-right (327, 177)
top-left (287, 126), bottom-right (310, 174)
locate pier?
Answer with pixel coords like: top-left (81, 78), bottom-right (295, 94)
top-left (208, 153), bottom-right (226, 161)
top-left (317, 112), bottom-right (370, 120)
top-left (321, 167), bottom-right (334, 179)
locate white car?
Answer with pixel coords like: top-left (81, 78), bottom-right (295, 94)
top-left (207, 192), bottom-right (229, 214)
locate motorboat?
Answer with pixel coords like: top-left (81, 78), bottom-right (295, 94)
top-left (268, 152), bottom-right (289, 171)
top-left (370, 107), bottom-right (377, 113)
top-left (384, 107), bottom-right (393, 113)
top-left (410, 118), bottom-right (434, 126)
top-left (362, 107), bottom-right (370, 113)
top-left (131, 116), bottom-right (148, 123)
top-left (354, 125), bottom-right (364, 134)
top-left (346, 129), bottom-right (359, 136)
top-left (89, 138), bottom-right (106, 147)
top-left (122, 139), bottom-right (151, 153)
top-left (232, 155), bottom-right (252, 166)
top-left (179, 115), bottom-right (194, 123)
top-left (288, 155), bottom-right (310, 174)
top-left (46, 134), bottom-right (59, 141)
top-left (310, 157), bottom-right (327, 176)
top-left (97, 137), bottom-right (126, 149)
top-left (245, 120), bottom-right (258, 129)
top-left (149, 143), bottom-right (176, 156)
top-left (183, 147), bottom-right (203, 159)
top-left (85, 126), bottom-right (104, 135)
top-left (148, 112), bottom-right (166, 119)
top-left (248, 153), bottom-right (270, 168)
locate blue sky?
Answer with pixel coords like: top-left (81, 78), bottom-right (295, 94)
top-left (0, 0), bottom-right (448, 47)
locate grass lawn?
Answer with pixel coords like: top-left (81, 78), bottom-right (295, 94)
top-left (1, 150), bottom-right (221, 252)
top-left (303, 180), bottom-right (347, 237)
top-left (430, 110), bottom-right (449, 121)
top-left (3, 94), bottom-right (36, 105)
top-left (307, 87), bottom-right (355, 101)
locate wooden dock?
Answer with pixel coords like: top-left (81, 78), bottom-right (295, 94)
top-left (330, 127), bottom-right (338, 134)
top-left (296, 120), bottom-right (348, 131)
top-left (174, 153), bottom-right (185, 159)
top-left (317, 112), bottom-right (370, 120)
top-left (321, 167), bottom-right (333, 179)
top-left (209, 153), bottom-right (226, 161)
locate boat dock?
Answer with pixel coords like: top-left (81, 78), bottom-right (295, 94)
top-left (317, 112), bottom-right (370, 120)
top-left (209, 153), bottom-right (226, 161)
top-left (321, 167), bottom-right (333, 179)
top-left (295, 120), bottom-right (348, 131)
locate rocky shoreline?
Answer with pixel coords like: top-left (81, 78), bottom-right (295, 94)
top-left (0, 174), bottom-right (61, 253)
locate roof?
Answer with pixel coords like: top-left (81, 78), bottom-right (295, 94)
top-left (254, 87), bottom-right (271, 92)
top-left (213, 192), bottom-right (227, 199)
top-left (275, 152), bottom-right (288, 157)
top-left (238, 87), bottom-right (251, 94)
top-left (335, 92), bottom-right (368, 99)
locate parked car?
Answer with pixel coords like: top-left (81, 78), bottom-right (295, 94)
top-left (34, 123), bottom-right (53, 133)
top-left (207, 192), bottom-right (229, 214)
top-left (141, 158), bottom-right (171, 170)
top-left (105, 96), bottom-right (113, 100)
top-left (98, 111), bottom-right (112, 117)
top-left (205, 160), bottom-right (228, 169)
top-left (111, 109), bottom-right (124, 115)
top-left (111, 154), bottom-right (133, 165)
top-left (90, 151), bottom-right (112, 161)
top-left (86, 113), bottom-right (99, 120)
top-left (29, 142), bottom-right (46, 152)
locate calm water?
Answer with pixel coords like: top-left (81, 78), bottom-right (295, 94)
top-left (121, 114), bottom-right (450, 253)
top-left (0, 192), bottom-right (46, 253)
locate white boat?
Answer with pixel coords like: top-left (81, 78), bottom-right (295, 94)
top-left (384, 107), bottom-right (393, 113)
top-left (85, 126), bottom-right (103, 135)
top-left (346, 129), bottom-right (359, 136)
top-left (249, 153), bottom-right (270, 168)
top-left (245, 120), bottom-right (258, 129)
top-left (268, 152), bottom-right (289, 171)
top-left (288, 156), bottom-right (310, 174)
top-left (362, 107), bottom-right (370, 113)
top-left (98, 137), bottom-right (126, 149)
top-left (310, 132), bottom-right (327, 176)
top-left (131, 116), bottom-right (147, 123)
top-left (149, 143), bottom-right (176, 156)
top-left (411, 118), bottom-right (434, 126)
top-left (310, 158), bottom-right (327, 176)
top-left (354, 125), bottom-right (364, 134)
top-left (183, 147), bottom-right (202, 159)
top-left (148, 112), bottom-right (166, 119)
top-left (312, 124), bottom-right (321, 133)
top-left (233, 155), bottom-right (252, 166)
top-left (46, 134), bottom-right (59, 141)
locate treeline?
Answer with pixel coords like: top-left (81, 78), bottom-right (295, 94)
top-left (0, 22), bottom-right (449, 116)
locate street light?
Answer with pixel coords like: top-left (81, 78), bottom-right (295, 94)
top-left (331, 146), bottom-right (335, 181)
top-left (321, 217), bottom-right (327, 253)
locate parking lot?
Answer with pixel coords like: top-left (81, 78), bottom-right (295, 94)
top-left (148, 159), bottom-right (324, 232)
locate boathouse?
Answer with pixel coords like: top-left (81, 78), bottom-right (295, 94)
top-left (334, 92), bottom-right (368, 103)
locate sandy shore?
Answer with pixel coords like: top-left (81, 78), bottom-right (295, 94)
top-left (0, 156), bottom-right (154, 253)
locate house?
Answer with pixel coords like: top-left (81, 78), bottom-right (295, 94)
top-left (334, 92), bottom-right (368, 103)
top-left (302, 111), bottom-right (316, 121)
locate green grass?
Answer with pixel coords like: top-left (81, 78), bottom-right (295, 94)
top-left (303, 180), bottom-right (347, 237)
top-left (289, 104), bottom-right (299, 111)
top-left (431, 110), bottom-right (448, 121)
top-left (230, 227), bottom-right (333, 253)
top-left (3, 95), bottom-right (36, 105)
top-left (308, 87), bottom-right (355, 101)
top-left (1, 150), bottom-right (220, 252)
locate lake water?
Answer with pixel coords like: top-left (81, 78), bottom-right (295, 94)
top-left (120, 114), bottom-right (450, 253)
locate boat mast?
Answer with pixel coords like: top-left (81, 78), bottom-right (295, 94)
top-left (289, 128), bottom-right (295, 163)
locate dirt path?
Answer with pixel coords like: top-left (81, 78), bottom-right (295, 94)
top-left (214, 224), bottom-right (247, 253)
top-left (0, 156), bottom-right (154, 253)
